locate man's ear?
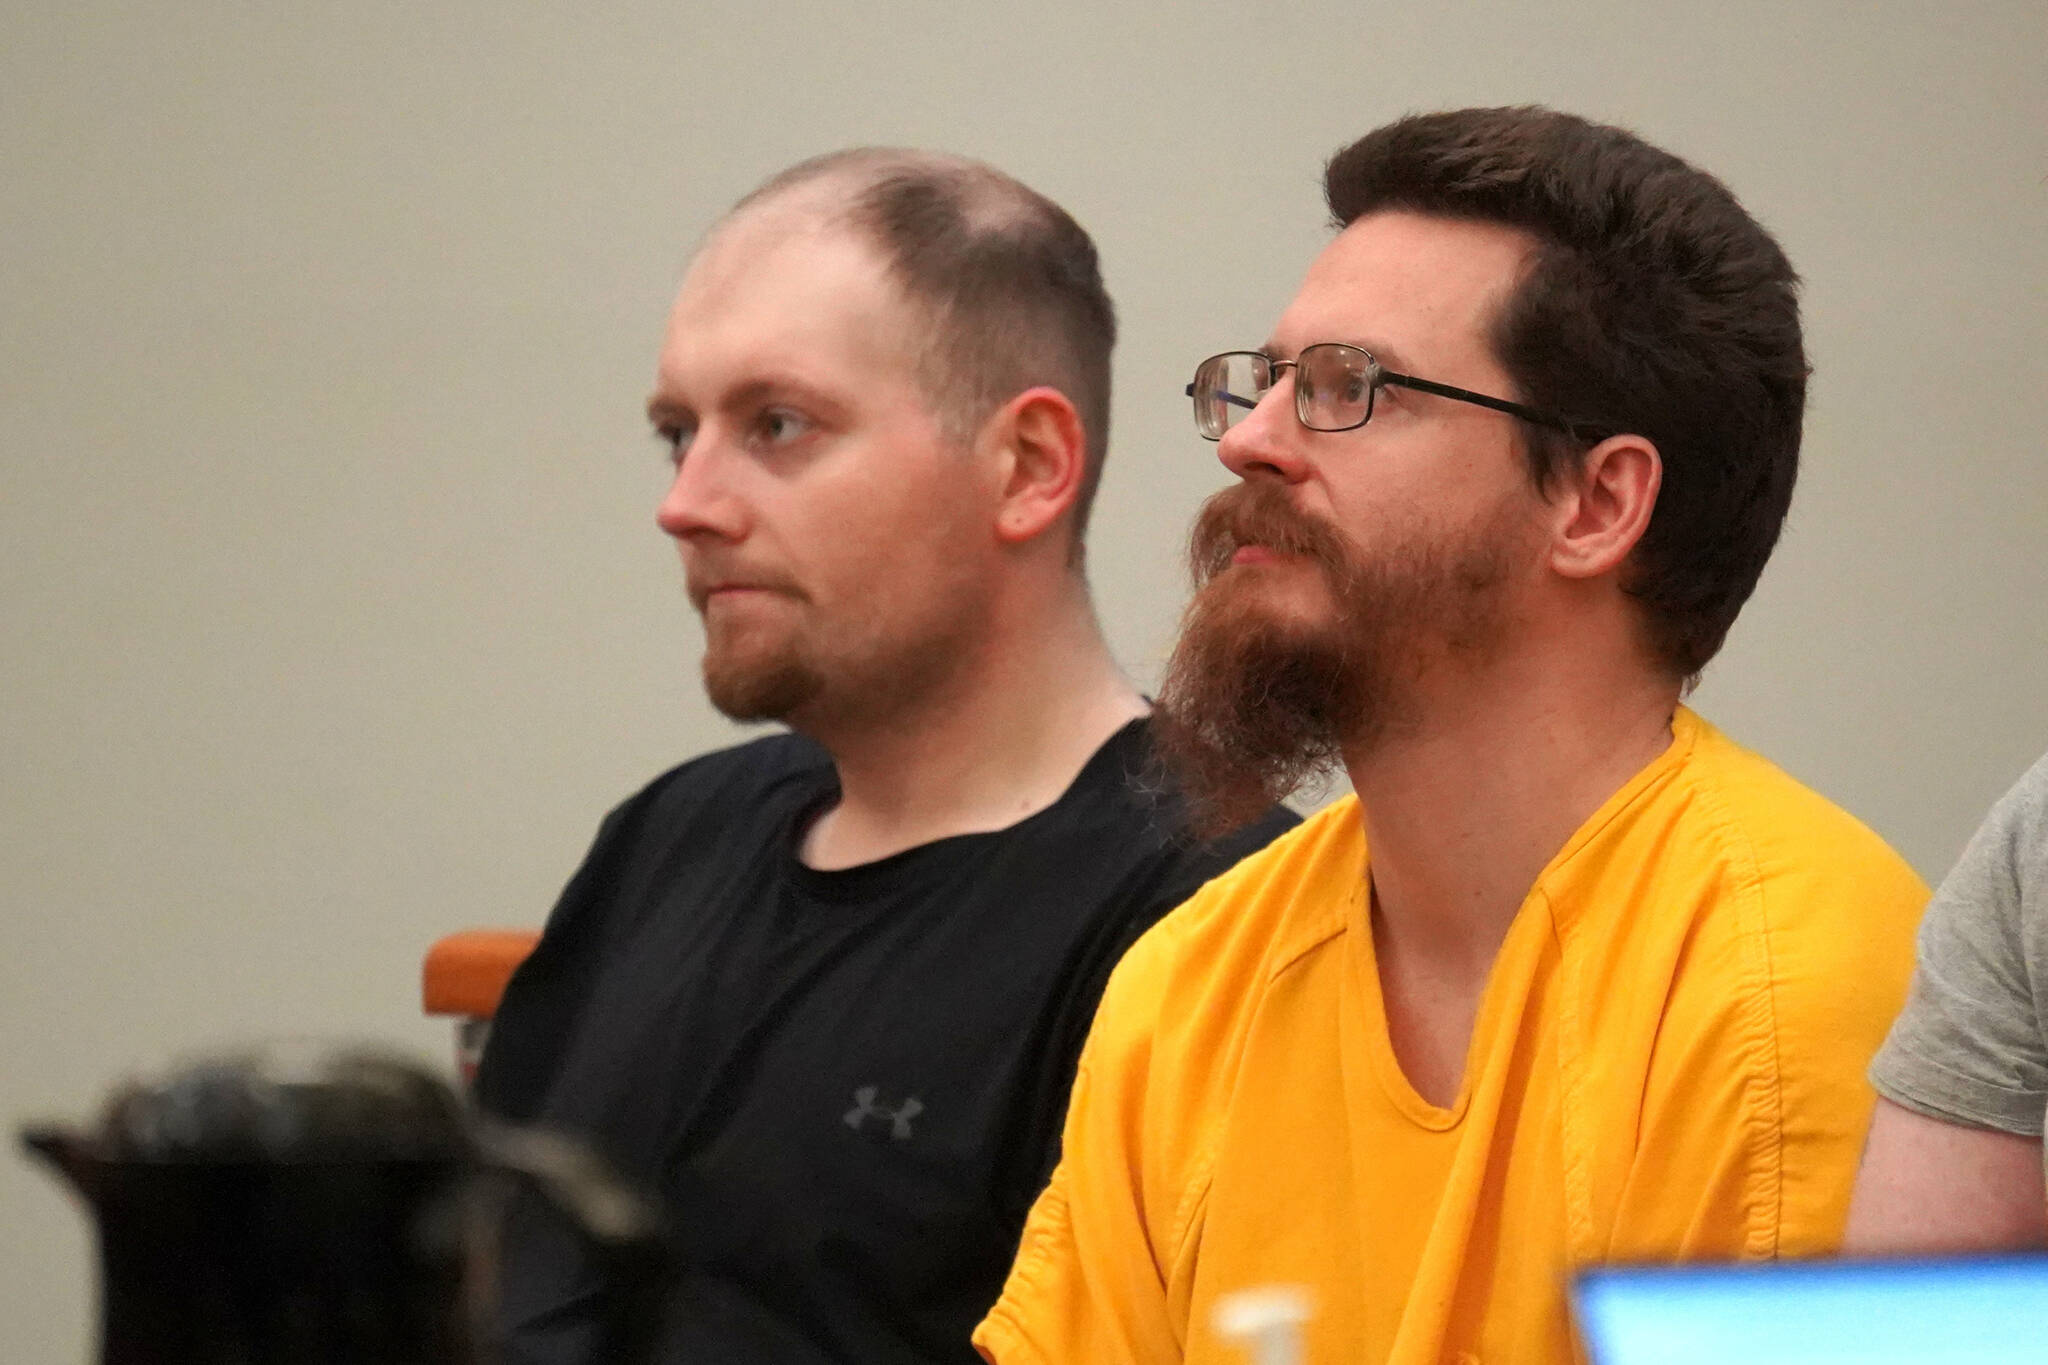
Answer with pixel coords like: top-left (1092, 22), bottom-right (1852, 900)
top-left (985, 386), bottom-right (1087, 546)
top-left (1547, 433), bottom-right (1661, 580)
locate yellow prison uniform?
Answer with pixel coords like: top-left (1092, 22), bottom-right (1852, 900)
top-left (975, 708), bottom-right (1928, 1365)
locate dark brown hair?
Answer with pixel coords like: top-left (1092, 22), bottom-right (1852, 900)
top-left (736, 149), bottom-right (1117, 551)
top-left (1325, 106), bottom-right (1807, 679)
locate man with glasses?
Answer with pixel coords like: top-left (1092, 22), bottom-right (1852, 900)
top-left (474, 149), bottom-right (1293, 1365)
top-left (975, 107), bottom-right (1928, 1365)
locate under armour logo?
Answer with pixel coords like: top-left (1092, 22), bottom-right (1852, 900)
top-left (844, 1085), bottom-right (923, 1140)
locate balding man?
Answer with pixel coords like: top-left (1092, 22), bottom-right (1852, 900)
top-left (473, 150), bottom-right (1294, 1365)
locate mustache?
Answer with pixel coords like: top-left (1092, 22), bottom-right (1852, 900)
top-left (1187, 481), bottom-right (1355, 586)
top-left (684, 561), bottom-right (805, 613)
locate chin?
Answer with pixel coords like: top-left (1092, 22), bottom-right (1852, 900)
top-left (701, 642), bottom-right (823, 722)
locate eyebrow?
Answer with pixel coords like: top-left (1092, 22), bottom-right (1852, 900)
top-left (1263, 336), bottom-right (1422, 376)
top-left (646, 375), bottom-right (843, 430)
top-left (644, 378), bottom-right (780, 427)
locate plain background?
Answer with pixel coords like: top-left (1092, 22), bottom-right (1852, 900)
top-left (4, 1), bottom-right (2044, 1354)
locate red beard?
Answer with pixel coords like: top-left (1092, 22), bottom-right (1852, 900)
top-left (1154, 480), bottom-right (1518, 834)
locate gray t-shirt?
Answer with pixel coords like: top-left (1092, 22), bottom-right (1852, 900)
top-left (1870, 750), bottom-right (2048, 1138)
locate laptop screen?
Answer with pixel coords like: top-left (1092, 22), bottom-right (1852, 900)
top-left (1572, 1256), bottom-right (2048, 1364)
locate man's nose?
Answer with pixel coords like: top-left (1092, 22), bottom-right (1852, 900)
top-left (1216, 378), bottom-right (1312, 483)
top-left (655, 439), bottom-right (748, 542)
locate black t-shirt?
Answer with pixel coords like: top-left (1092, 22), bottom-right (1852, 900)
top-left (475, 719), bottom-right (1295, 1365)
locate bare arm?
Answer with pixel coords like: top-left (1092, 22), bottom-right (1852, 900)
top-left (1843, 1097), bottom-right (2047, 1254)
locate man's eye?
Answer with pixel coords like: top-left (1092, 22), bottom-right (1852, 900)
top-left (655, 422), bottom-right (695, 464)
top-left (754, 408), bottom-right (811, 445)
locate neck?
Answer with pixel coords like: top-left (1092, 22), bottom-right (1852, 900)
top-left (798, 580), bottom-right (1147, 870)
top-left (1347, 644), bottom-right (1679, 979)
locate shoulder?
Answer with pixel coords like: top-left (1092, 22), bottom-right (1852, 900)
top-left (476, 733), bottom-right (831, 1111)
top-left (526, 732), bottom-right (831, 944)
top-left (1658, 711), bottom-right (1929, 937)
top-left (1942, 749), bottom-right (2048, 911)
top-left (1631, 714), bottom-right (1925, 1023)
top-left (1559, 716), bottom-right (1929, 1254)
top-left (635, 728), bottom-right (831, 804)
top-left (1686, 716), bottom-right (1916, 877)
top-left (602, 730), bottom-right (833, 840)
top-left (1086, 798), bottom-right (1358, 1091)
top-left (1647, 719), bottom-right (1925, 1200)
top-left (1904, 748), bottom-right (2048, 958)
top-left (1000, 720), bottom-right (1299, 933)
top-left (1867, 747), bottom-right (2048, 1135)
top-left (1045, 800), bottom-right (1359, 1263)
top-left (1990, 747), bottom-right (2048, 833)
top-left (1559, 710), bottom-right (1928, 1109)
top-left (1915, 747), bottom-right (2048, 950)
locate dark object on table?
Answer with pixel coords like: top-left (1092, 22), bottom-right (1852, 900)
top-left (23, 1046), bottom-right (671, 1365)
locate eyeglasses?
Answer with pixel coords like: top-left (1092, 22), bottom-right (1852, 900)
top-left (1185, 343), bottom-right (1595, 442)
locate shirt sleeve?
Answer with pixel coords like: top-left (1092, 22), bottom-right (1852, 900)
top-left (1597, 833), bottom-right (1926, 1262)
top-left (1871, 754), bottom-right (2048, 1136)
top-left (974, 941), bottom-right (1191, 1365)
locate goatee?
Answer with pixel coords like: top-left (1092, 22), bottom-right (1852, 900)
top-left (702, 647), bottom-right (824, 722)
top-left (692, 589), bottom-right (826, 722)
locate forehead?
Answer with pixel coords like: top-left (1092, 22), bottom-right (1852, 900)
top-left (655, 210), bottom-right (925, 399)
top-left (1272, 210), bottom-right (1535, 371)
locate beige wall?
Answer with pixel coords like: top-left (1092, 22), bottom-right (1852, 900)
top-left (4, 1), bottom-right (2044, 1353)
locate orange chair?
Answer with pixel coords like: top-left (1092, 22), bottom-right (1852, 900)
top-left (422, 929), bottom-right (540, 1089)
